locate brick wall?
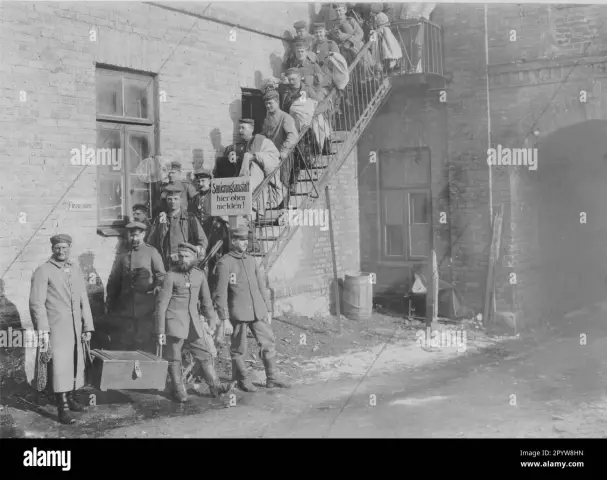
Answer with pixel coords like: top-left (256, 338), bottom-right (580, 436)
top-left (270, 148), bottom-right (360, 315)
top-left (441, 3), bottom-right (607, 327)
top-left (358, 86), bottom-right (450, 302)
top-left (439, 4), bottom-right (493, 313)
top-left (0, 2), bottom-right (364, 381)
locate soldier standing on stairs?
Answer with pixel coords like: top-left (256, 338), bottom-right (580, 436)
top-left (29, 234), bottom-right (95, 425)
top-left (213, 227), bottom-right (291, 392)
top-left (155, 242), bottom-right (233, 402)
top-left (261, 90), bottom-right (299, 200)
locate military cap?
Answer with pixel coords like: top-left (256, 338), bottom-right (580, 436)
top-left (239, 118), bottom-right (255, 125)
top-left (370, 3), bottom-right (383, 13)
top-left (125, 221), bottom-right (148, 231)
top-left (132, 203), bottom-right (149, 213)
top-left (50, 234), bottom-right (72, 246)
top-left (313, 22), bottom-right (327, 31)
top-left (262, 90), bottom-right (280, 102)
top-left (333, 3), bottom-right (347, 10)
top-left (164, 183), bottom-right (183, 195)
top-left (193, 167), bottom-right (213, 178)
top-left (285, 67), bottom-right (302, 76)
top-left (293, 39), bottom-right (308, 49)
top-left (177, 242), bottom-right (198, 254)
top-left (293, 20), bottom-right (307, 30)
top-left (170, 160), bottom-right (182, 171)
top-left (230, 227), bottom-right (249, 239)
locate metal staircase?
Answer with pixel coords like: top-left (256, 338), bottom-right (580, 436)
top-left (250, 39), bottom-right (392, 272)
top-left (250, 18), bottom-right (445, 274)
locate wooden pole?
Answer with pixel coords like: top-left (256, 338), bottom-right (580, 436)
top-left (325, 185), bottom-right (342, 334)
top-left (483, 204), bottom-right (503, 325)
top-left (432, 249), bottom-right (439, 323)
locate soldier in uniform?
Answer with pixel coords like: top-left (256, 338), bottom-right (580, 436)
top-left (284, 20), bottom-right (318, 70)
top-left (155, 242), bottom-right (234, 402)
top-left (132, 204), bottom-right (152, 241)
top-left (312, 22), bottom-right (340, 70)
top-left (153, 160), bottom-right (197, 216)
top-left (213, 227), bottom-right (291, 392)
top-left (29, 234), bottom-right (95, 425)
top-left (188, 167), bottom-right (229, 286)
top-left (106, 222), bottom-right (166, 353)
top-left (148, 184), bottom-right (208, 271)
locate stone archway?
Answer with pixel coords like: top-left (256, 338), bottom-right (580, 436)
top-left (533, 120), bottom-right (607, 321)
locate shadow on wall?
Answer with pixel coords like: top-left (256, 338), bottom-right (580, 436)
top-left (534, 119), bottom-right (607, 322)
top-left (78, 251), bottom-right (105, 322)
top-left (90, 237), bottom-right (129, 350)
top-left (228, 98), bottom-right (242, 145)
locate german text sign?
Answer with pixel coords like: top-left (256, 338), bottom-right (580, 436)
top-left (211, 176), bottom-right (252, 216)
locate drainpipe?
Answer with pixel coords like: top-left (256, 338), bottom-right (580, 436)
top-left (484, 4), bottom-right (497, 319)
top-left (484, 4), bottom-right (493, 219)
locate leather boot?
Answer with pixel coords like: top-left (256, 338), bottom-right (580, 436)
top-left (168, 361), bottom-right (188, 403)
top-left (199, 361), bottom-right (234, 398)
top-left (232, 357), bottom-right (257, 392)
top-left (263, 356), bottom-right (291, 389)
top-left (66, 391), bottom-right (85, 412)
top-left (55, 393), bottom-right (76, 425)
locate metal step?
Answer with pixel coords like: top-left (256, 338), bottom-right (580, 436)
top-left (297, 167), bottom-right (327, 182)
top-left (255, 226), bottom-right (282, 238)
top-left (307, 155), bottom-right (333, 168)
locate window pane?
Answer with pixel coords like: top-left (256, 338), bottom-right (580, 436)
top-left (98, 175), bottom-right (124, 224)
top-left (96, 71), bottom-right (123, 116)
top-left (410, 224), bottom-right (428, 257)
top-left (386, 225), bottom-right (404, 256)
top-left (383, 190), bottom-right (404, 225)
top-left (97, 126), bottom-right (124, 224)
top-left (127, 131), bottom-right (152, 214)
top-left (410, 193), bottom-right (429, 224)
top-left (403, 149), bottom-right (430, 185)
top-left (124, 78), bottom-right (153, 119)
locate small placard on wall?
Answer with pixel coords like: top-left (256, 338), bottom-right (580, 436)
top-left (68, 200), bottom-right (94, 212)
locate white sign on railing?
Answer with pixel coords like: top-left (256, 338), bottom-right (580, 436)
top-left (210, 176), bottom-right (252, 216)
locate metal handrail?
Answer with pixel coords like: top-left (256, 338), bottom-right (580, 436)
top-left (251, 38), bottom-right (377, 201)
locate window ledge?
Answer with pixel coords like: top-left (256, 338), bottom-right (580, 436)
top-left (97, 226), bottom-right (126, 237)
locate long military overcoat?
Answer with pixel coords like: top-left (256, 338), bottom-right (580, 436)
top-left (29, 258), bottom-right (94, 392)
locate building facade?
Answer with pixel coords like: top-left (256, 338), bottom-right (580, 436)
top-left (2, 2), bottom-right (607, 384)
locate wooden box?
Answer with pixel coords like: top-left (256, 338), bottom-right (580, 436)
top-left (90, 349), bottom-right (168, 392)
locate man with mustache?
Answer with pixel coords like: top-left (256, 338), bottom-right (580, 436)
top-left (29, 234), bottom-right (95, 425)
top-left (219, 119), bottom-right (285, 221)
top-left (148, 184), bottom-right (208, 270)
top-left (155, 243), bottom-right (233, 402)
top-left (106, 222), bottom-right (165, 353)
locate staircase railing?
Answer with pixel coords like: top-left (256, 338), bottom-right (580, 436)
top-left (250, 37), bottom-right (391, 261)
top-left (390, 18), bottom-right (444, 76)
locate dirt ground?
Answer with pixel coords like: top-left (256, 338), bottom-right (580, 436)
top-left (0, 304), bottom-right (544, 439)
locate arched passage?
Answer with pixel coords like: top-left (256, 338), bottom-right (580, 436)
top-left (535, 120), bottom-right (607, 319)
